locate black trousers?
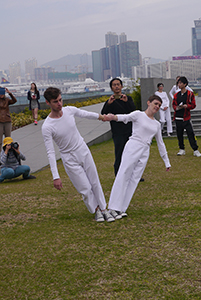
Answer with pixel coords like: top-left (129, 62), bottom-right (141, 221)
top-left (113, 132), bottom-right (131, 176)
top-left (175, 119), bottom-right (198, 151)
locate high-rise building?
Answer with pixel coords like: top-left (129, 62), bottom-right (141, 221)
top-left (34, 67), bottom-right (53, 81)
top-left (9, 62), bottom-right (21, 84)
top-left (100, 47), bottom-right (111, 81)
top-left (92, 33), bottom-right (140, 81)
top-left (119, 41), bottom-right (140, 78)
top-left (25, 58), bottom-right (37, 81)
top-left (92, 48), bottom-right (111, 81)
top-left (105, 32), bottom-right (118, 47)
top-left (192, 19), bottom-right (201, 55)
top-left (92, 50), bottom-right (102, 82)
top-left (109, 44), bottom-right (120, 78)
top-left (119, 32), bottom-right (127, 44)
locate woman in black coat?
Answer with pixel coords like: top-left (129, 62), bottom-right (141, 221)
top-left (27, 82), bottom-right (40, 125)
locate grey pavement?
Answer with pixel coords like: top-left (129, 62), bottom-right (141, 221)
top-left (10, 103), bottom-right (111, 174)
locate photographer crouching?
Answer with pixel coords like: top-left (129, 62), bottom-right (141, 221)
top-left (0, 137), bottom-right (36, 183)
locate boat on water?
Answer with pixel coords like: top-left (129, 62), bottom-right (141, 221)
top-left (66, 78), bottom-right (105, 94)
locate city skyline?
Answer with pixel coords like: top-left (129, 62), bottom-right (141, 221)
top-left (1, 0), bottom-right (200, 71)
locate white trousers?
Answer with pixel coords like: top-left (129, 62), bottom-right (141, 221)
top-left (61, 143), bottom-right (106, 214)
top-left (108, 139), bottom-right (150, 213)
top-left (159, 107), bottom-right (173, 133)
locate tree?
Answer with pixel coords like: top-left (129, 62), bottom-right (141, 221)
top-left (129, 79), bottom-right (141, 110)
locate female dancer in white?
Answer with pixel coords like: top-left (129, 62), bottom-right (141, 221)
top-left (104, 95), bottom-right (171, 216)
top-left (155, 83), bottom-right (173, 137)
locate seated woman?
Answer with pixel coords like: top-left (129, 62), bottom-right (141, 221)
top-left (0, 137), bottom-right (36, 182)
top-left (103, 95), bottom-right (171, 217)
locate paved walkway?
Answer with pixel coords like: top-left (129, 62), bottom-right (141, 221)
top-left (10, 103), bottom-right (111, 174)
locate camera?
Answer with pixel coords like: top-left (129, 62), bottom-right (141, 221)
top-left (11, 142), bottom-right (19, 149)
top-left (114, 95), bottom-right (122, 100)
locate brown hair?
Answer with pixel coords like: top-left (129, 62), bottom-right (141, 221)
top-left (44, 87), bottom-right (61, 103)
top-left (148, 95), bottom-right (162, 104)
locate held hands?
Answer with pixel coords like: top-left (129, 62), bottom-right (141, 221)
top-left (99, 114), bottom-right (117, 121)
top-left (102, 113), bottom-right (117, 122)
top-left (53, 178), bottom-right (63, 190)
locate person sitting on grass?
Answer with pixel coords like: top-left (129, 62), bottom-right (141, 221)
top-left (0, 137), bottom-right (36, 182)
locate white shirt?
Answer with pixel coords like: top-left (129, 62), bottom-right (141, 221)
top-left (42, 106), bottom-right (99, 179)
top-left (155, 91), bottom-right (170, 110)
top-left (169, 85), bottom-right (193, 99)
top-left (117, 110), bottom-right (171, 168)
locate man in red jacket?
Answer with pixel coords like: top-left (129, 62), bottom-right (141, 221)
top-left (172, 76), bottom-right (201, 157)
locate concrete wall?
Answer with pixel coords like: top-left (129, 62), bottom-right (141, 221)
top-left (141, 78), bottom-right (175, 120)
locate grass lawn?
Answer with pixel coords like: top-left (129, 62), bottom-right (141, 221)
top-left (0, 137), bottom-right (201, 299)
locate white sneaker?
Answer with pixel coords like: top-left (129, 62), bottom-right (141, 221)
top-left (102, 210), bottom-right (115, 222)
top-left (95, 208), bottom-right (104, 222)
top-left (194, 150), bottom-right (201, 157)
top-left (177, 149), bottom-right (185, 156)
top-left (119, 211), bottom-right (128, 218)
top-left (110, 210), bottom-right (122, 220)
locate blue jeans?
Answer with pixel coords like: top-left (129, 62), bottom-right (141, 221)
top-left (0, 165), bottom-right (30, 182)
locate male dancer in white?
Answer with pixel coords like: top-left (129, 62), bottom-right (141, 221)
top-left (155, 83), bottom-right (173, 137)
top-left (103, 95), bottom-right (171, 216)
top-left (42, 87), bottom-right (115, 222)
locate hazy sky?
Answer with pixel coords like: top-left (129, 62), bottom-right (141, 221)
top-left (1, 0), bottom-right (201, 70)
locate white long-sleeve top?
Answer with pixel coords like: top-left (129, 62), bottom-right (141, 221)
top-left (155, 91), bottom-right (170, 110)
top-left (117, 110), bottom-right (171, 168)
top-left (42, 106), bottom-right (99, 180)
top-left (169, 85), bottom-right (193, 99)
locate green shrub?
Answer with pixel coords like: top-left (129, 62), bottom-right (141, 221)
top-left (129, 79), bottom-right (141, 110)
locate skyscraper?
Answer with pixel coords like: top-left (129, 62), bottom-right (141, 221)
top-left (92, 33), bottom-right (140, 81)
top-left (92, 50), bottom-right (102, 82)
top-left (25, 58), bottom-right (37, 81)
top-left (105, 32), bottom-right (118, 47)
top-left (192, 19), bottom-right (201, 55)
top-left (9, 62), bottom-right (21, 84)
top-left (109, 44), bottom-right (120, 78)
top-left (100, 47), bottom-right (111, 80)
top-left (119, 32), bottom-right (127, 44)
top-left (119, 41), bottom-right (140, 78)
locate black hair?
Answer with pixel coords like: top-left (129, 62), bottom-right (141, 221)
top-left (157, 82), bottom-right (164, 89)
top-left (31, 82), bottom-right (38, 93)
top-left (44, 87), bottom-right (61, 102)
top-left (178, 76), bottom-right (188, 86)
top-left (109, 78), bottom-right (123, 89)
